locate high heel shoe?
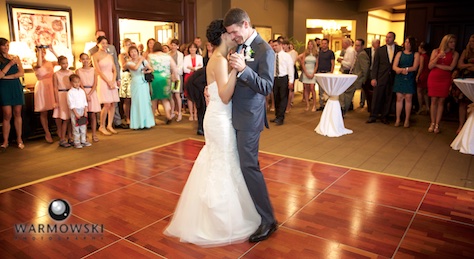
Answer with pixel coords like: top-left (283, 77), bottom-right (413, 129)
top-left (106, 127), bottom-right (118, 134)
top-left (0, 143), bottom-right (8, 152)
top-left (428, 123), bottom-right (435, 133)
top-left (404, 121), bottom-right (410, 128)
top-left (99, 127), bottom-right (111, 136)
top-left (394, 120), bottom-right (400, 127)
top-left (434, 124), bottom-right (440, 134)
top-left (18, 142), bottom-right (25, 149)
top-left (311, 106), bottom-right (316, 112)
top-left (176, 113), bottom-right (182, 122)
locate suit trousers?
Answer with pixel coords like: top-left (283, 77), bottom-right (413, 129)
top-left (340, 83), bottom-right (357, 114)
top-left (273, 76), bottom-right (289, 121)
top-left (236, 129), bottom-right (275, 225)
top-left (370, 81), bottom-right (393, 119)
top-left (362, 76), bottom-right (373, 113)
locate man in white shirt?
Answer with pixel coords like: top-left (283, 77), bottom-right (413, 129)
top-left (270, 40), bottom-right (294, 125)
top-left (282, 39), bottom-right (298, 113)
top-left (337, 38), bottom-right (356, 74)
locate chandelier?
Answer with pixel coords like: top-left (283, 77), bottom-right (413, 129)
top-left (322, 20), bottom-right (341, 35)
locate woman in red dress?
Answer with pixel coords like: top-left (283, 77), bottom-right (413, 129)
top-left (415, 42), bottom-right (431, 115)
top-left (427, 34), bottom-right (459, 133)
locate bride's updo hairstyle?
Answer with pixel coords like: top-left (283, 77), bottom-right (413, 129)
top-left (206, 19), bottom-right (226, 47)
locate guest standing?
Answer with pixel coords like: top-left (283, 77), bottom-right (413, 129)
top-left (53, 56), bottom-right (73, 147)
top-left (148, 42), bottom-right (178, 124)
top-left (0, 38), bottom-right (25, 151)
top-left (367, 32), bottom-right (402, 124)
top-left (168, 39), bottom-right (184, 122)
top-left (427, 34), bottom-right (459, 133)
top-left (415, 41), bottom-right (431, 115)
top-left (92, 36), bottom-right (119, 136)
top-left (127, 46), bottom-right (155, 129)
top-left (118, 38), bottom-right (132, 125)
top-left (67, 74), bottom-right (91, 149)
top-left (76, 53), bottom-right (100, 142)
top-left (183, 43), bottom-right (203, 121)
top-left (33, 45), bottom-right (57, 143)
top-left (298, 40), bottom-right (318, 112)
top-left (392, 36), bottom-right (420, 128)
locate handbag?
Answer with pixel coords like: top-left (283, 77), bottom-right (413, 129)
top-left (143, 61), bottom-right (154, 82)
top-left (76, 116), bottom-right (88, 126)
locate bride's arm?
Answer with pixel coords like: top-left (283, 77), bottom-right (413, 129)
top-left (215, 57), bottom-right (237, 104)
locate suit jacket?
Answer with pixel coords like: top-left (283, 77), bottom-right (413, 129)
top-left (184, 66), bottom-right (206, 109)
top-left (232, 33), bottom-right (274, 131)
top-left (364, 47), bottom-right (374, 69)
top-left (370, 44), bottom-right (402, 87)
top-left (352, 51), bottom-right (370, 89)
top-left (89, 44), bottom-right (121, 81)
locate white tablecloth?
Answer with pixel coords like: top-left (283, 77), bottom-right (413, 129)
top-left (314, 73), bottom-right (357, 137)
top-left (451, 78), bottom-right (474, 154)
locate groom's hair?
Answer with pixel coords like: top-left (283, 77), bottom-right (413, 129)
top-left (223, 8), bottom-right (251, 28)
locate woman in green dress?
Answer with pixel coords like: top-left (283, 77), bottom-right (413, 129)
top-left (0, 38), bottom-right (25, 151)
top-left (148, 41), bottom-right (178, 123)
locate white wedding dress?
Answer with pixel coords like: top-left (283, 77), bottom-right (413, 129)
top-left (164, 81), bottom-right (261, 246)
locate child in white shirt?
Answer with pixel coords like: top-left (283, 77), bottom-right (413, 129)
top-left (67, 74), bottom-right (91, 148)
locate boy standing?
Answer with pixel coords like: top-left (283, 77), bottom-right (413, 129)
top-left (67, 74), bottom-right (91, 148)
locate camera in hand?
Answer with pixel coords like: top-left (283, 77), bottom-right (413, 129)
top-left (37, 45), bottom-right (49, 49)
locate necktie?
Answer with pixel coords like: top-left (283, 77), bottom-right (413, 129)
top-left (388, 46), bottom-right (394, 63)
top-left (276, 53), bottom-right (280, 76)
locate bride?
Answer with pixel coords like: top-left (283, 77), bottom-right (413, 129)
top-left (163, 20), bottom-right (261, 246)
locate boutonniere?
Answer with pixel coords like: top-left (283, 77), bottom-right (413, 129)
top-left (245, 46), bottom-right (255, 61)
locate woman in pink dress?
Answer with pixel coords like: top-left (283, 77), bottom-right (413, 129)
top-left (53, 56), bottom-right (73, 147)
top-left (33, 46), bottom-right (57, 143)
top-left (76, 53), bottom-right (100, 142)
top-left (427, 34), bottom-right (459, 133)
top-left (92, 36), bottom-right (119, 136)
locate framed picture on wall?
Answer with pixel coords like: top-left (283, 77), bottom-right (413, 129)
top-left (274, 33), bottom-right (282, 40)
top-left (124, 33), bottom-right (141, 44)
top-left (254, 26), bottom-right (272, 43)
top-left (7, 3), bottom-right (74, 69)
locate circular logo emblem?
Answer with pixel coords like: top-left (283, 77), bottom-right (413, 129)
top-left (48, 199), bottom-right (71, 221)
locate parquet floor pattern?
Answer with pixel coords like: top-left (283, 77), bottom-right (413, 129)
top-left (1, 139), bottom-right (473, 258)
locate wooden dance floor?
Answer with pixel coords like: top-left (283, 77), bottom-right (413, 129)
top-left (1, 139), bottom-right (473, 258)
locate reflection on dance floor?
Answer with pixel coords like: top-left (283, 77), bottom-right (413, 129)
top-left (1, 139), bottom-right (473, 258)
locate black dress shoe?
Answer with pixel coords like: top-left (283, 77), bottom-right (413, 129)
top-left (316, 107), bottom-right (324, 111)
top-left (196, 129), bottom-right (204, 135)
top-left (366, 117), bottom-right (376, 123)
top-left (249, 222), bottom-right (278, 242)
top-left (275, 120), bottom-right (283, 126)
top-left (270, 118), bottom-right (277, 123)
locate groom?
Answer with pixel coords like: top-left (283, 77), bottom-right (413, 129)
top-left (224, 8), bottom-right (277, 242)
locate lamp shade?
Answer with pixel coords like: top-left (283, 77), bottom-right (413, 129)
top-left (8, 41), bottom-right (33, 58)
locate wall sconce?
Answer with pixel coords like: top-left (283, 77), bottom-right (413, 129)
top-left (322, 20), bottom-right (342, 35)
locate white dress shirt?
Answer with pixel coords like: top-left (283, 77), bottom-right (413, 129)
top-left (274, 50), bottom-right (295, 84)
top-left (341, 46), bottom-right (356, 70)
top-left (67, 87), bottom-right (88, 110)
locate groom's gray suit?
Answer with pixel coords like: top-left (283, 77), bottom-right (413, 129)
top-left (232, 33), bottom-right (276, 225)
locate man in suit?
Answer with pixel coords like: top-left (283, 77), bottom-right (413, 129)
top-left (363, 38), bottom-right (380, 113)
top-left (270, 39), bottom-right (294, 125)
top-left (224, 8), bottom-right (277, 243)
top-left (340, 39), bottom-right (370, 115)
top-left (88, 30), bottom-right (128, 129)
top-left (367, 32), bottom-right (401, 124)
